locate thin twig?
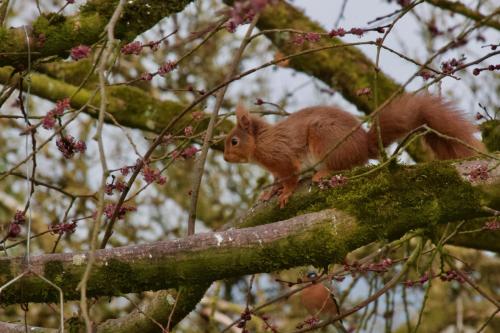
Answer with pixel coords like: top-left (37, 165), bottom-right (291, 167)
top-left (186, 15), bottom-right (258, 235)
top-left (76, 2), bottom-right (125, 332)
top-left (166, 289), bottom-right (182, 332)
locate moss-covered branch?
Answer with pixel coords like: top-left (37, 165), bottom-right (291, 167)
top-left (236, 158), bottom-right (499, 229)
top-left (425, 0), bottom-right (500, 31)
top-left (0, 0), bottom-right (196, 68)
top-left (0, 158), bottom-right (498, 305)
top-left (0, 67), bottom-right (231, 143)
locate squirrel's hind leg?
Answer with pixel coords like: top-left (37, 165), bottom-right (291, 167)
top-left (259, 183), bottom-right (282, 202)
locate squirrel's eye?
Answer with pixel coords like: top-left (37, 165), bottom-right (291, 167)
top-left (231, 137), bottom-right (239, 146)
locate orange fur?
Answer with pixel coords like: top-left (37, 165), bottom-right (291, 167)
top-left (224, 94), bottom-right (484, 207)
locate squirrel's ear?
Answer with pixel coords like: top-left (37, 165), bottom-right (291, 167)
top-left (236, 103), bottom-right (251, 131)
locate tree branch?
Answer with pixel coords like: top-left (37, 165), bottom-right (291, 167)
top-left (0, 158), bottom-right (498, 305)
top-left (0, 67), bottom-right (230, 148)
top-left (424, 0), bottom-right (500, 31)
top-left (0, 0), bottom-right (196, 68)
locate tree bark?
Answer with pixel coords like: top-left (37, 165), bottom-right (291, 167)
top-left (1, 158), bottom-right (498, 305)
top-left (0, 0), bottom-right (196, 68)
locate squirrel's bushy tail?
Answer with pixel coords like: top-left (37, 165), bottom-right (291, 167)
top-left (367, 93), bottom-right (484, 159)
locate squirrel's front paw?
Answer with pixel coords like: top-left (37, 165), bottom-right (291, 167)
top-left (259, 185), bottom-right (281, 202)
top-left (259, 190), bottom-right (274, 202)
top-left (312, 170), bottom-right (330, 182)
top-left (278, 191), bottom-right (292, 208)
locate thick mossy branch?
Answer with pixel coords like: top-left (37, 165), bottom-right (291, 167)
top-left (0, 0), bottom-right (196, 68)
top-left (424, 0), bottom-right (500, 31)
top-left (238, 158), bottom-right (499, 228)
top-left (1, 158), bottom-right (498, 305)
top-left (0, 67), bottom-right (231, 144)
top-left (0, 209), bottom-right (360, 304)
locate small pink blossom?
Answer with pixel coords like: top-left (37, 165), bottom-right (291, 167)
top-left (13, 210), bottom-right (26, 224)
top-left (292, 34), bottom-right (305, 45)
top-left (74, 140), bottom-right (87, 153)
top-left (158, 61), bottom-right (177, 76)
top-left (418, 70), bottom-right (435, 81)
top-left (43, 98), bottom-right (71, 130)
top-left (467, 164), bottom-right (489, 181)
top-left (70, 44), bottom-right (91, 61)
top-left (56, 135), bottom-right (86, 159)
top-left (184, 126), bottom-right (194, 137)
top-left (115, 179), bottom-right (127, 192)
top-left (356, 87), bottom-right (371, 96)
top-left (141, 72), bottom-right (153, 81)
top-left (54, 98), bottom-right (70, 116)
top-left (182, 146), bottom-right (199, 159)
top-left (121, 41), bottom-right (143, 55)
top-left (120, 166), bottom-right (131, 176)
top-left (191, 111), bottom-right (204, 121)
top-left (304, 32), bottom-right (321, 42)
top-left (142, 166), bottom-right (160, 184)
top-left (8, 223), bottom-right (21, 238)
top-left (349, 27), bottom-right (365, 36)
top-left (484, 220), bottom-right (500, 231)
top-left (42, 113), bottom-right (57, 129)
top-left (329, 175), bottom-right (347, 187)
top-left (50, 222), bottom-right (77, 235)
top-left (157, 175), bottom-right (167, 185)
top-left (104, 183), bottom-right (115, 195)
top-left (328, 28), bottom-right (346, 37)
top-left (103, 203), bottom-right (136, 219)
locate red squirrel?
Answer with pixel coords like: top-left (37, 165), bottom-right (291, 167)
top-left (223, 93), bottom-right (485, 208)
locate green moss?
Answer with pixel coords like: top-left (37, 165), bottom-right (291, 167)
top-left (327, 162), bottom-right (481, 239)
top-left (89, 259), bottom-right (137, 296)
top-left (32, 13), bottom-right (104, 59)
top-left (68, 316), bottom-right (84, 333)
top-left (240, 161), bottom-right (482, 240)
top-left (0, 259), bottom-right (12, 282)
top-left (81, 0), bottom-right (195, 41)
top-left (39, 58), bottom-right (97, 88)
top-left (0, 27), bottom-right (8, 41)
top-left (44, 260), bottom-right (65, 285)
top-left (481, 120), bottom-right (500, 152)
